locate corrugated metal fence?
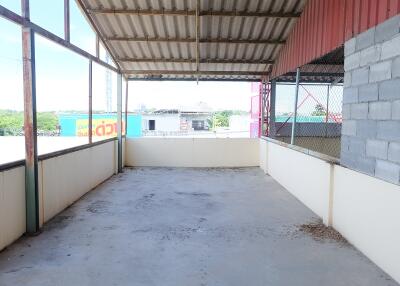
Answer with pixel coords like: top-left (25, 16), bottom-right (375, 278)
top-left (272, 0), bottom-right (400, 78)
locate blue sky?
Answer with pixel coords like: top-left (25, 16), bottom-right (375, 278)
top-left (0, 0), bottom-right (342, 114)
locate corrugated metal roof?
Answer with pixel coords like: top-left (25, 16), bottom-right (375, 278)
top-left (78, 0), bottom-right (307, 80)
top-left (272, 0), bottom-right (400, 79)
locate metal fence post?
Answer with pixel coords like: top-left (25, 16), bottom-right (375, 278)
top-left (22, 0), bottom-right (39, 234)
top-left (325, 84), bottom-right (330, 137)
top-left (117, 73), bottom-right (123, 173)
top-left (270, 79), bottom-right (277, 138)
top-left (260, 79), bottom-right (265, 136)
top-left (290, 68), bottom-right (300, 145)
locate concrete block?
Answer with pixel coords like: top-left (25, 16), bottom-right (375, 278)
top-left (375, 160), bottom-right (400, 184)
top-left (343, 87), bottom-right (358, 104)
top-left (356, 120), bottom-right (377, 139)
top-left (344, 38), bottom-right (356, 56)
top-left (379, 78), bottom-right (400, 101)
top-left (349, 137), bottom-right (366, 156)
top-left (344, 52), bottom-right (360, 71)
top-left (359, 83), bottom-right (378, 102)
top-left (369, 61), bottom-right (392, 83)
top-left (388, 142), bottom-right (400, 163)
top-left (342, 120), bottom-right (357, 136)
top-left (342, 104), bottom-right (351, 120)
top-left (351, 103), bottom-right (368, 119)
top-left (344, 72), bottom-right (352, 88)
top-left (340, 150), bottom-right (357, 169)
top-left (377, 121), bottom-right (400, 142)
top-left (360, 45), bottom-right (381, 67)
top-left (392, 56), bottom-right (400, 78)
top-left (352, 67), bottom-right (369, 86)
top-left (356, 28), bottom-right (375, 51)
top-left (341, 135), bottom-right (350, 152)
top-left (355, 156), bottom-right (376, 175)
top-left (392, 100), bottom-right (400, 120)
top-left (366, 139), bottom-right (388, 160)
top-left (368, 101), bottom-right (391, 120)
top-left (375, 15), bottom-right (400, 43)
top-left (341, 148), bottom-right (375, 176)
top-left (381, 34), bottom-right (400, 60)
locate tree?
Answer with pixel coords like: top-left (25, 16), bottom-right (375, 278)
top-left (311, 103), bottom-right (326, 116)
top-left (37, 112), bottom-right (59, 131)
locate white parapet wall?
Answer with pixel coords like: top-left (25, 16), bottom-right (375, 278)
top-left (0, 166), bottom-right (25, 252)
top-left (126, 137), bottom-right (260, 168)
top-left (260, 137), bottom-right (400, 283)
top-left (39, 140), bottom-right (116, 223)
top-left (0, 139), bottom-right (118, 251)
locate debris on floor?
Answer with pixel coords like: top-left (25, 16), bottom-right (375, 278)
top-left (298, 219), bottom-right (348, 244)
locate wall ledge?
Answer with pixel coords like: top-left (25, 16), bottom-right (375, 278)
top-left (261, 136), bottom-right (340, 165)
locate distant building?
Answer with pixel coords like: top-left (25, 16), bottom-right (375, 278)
top-left (142, 102), bottom-right (213, 134)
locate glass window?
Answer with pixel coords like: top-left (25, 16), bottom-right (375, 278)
top-left (70, 0), bottom-right (96, 55)
top-left (35, 35), bottom-right (89, 154)
top-left (125, 82), bottom-right (142, 138)
top-left (122, 77), bottom-right (126, 136)
top-left (99, 41), bottom-right (117, 68)
top-left (0, 0), bottom-right (21, 15)
top-left (0, 18), bottom-right (24, 164)
top-left (92, 62), bottom-right (118, 141)
top-left (30, 0), bottom-right (64, 37)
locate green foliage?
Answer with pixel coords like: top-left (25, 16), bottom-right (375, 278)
top-left (37, 112), bottom-right (59, 131)
top-left (311, 103), bottom-right (326, 116)
top-left (0, 110), bottom-right (59, 133)
top-left (214, 113), bottom-right (229, 127)
top-left (0, 110), bottom-right (23, 129)
top-left (210, 110), bottom-right (249, 128)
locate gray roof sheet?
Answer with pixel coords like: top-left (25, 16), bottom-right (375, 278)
top-left (79, 0), bottom-right (307, 80)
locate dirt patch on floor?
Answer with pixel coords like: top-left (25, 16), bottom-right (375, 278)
top-left (44, 215), bottom-right (73, 230)
top-left (86, 200), bottom-right (110, 214)
top-left (298, 220), bottom-right (348, 244)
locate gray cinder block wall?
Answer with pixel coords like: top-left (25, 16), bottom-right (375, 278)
top-left (341, 15), bottom-right (400, 184)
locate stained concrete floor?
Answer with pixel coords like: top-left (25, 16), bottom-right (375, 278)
top-left (0, 167), bottom-right (397, 286)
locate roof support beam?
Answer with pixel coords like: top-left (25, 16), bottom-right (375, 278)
top-left (195, 0), bottom-right (200, 82)
top-left (87, 9), bottom-right (301, 18)
top-left (123, 70), bottom-right (269, 76)
top-left (107, 37), bottom-right (285, 45)
top-left (119, 58), bottom-right (274, 65)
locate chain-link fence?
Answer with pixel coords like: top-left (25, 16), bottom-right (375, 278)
top-left (272, 83), bottom-right (343, 158)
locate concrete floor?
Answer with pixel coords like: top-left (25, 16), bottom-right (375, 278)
top-left (0, 167), bottom-right (397, 286)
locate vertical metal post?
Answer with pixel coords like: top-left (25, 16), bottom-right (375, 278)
top-left (125, 80), bottom-right (129, 136)
top-left (260, 79), bottom-right (265, 137)
top-left (64, 0), bottom-right (70, 42)
top-left (88, 60), bottom-right (93, 143)
top-left (195, 0), bottom-right (200, 83)
top-left (325, 85), bottom-right (330, 123)
top-left (325, 85), bottom-right (330, 137)
top-left (117, 73), bottom-right (123, 173)
top-left (269, 79), bottom-right (277, 138)
top-left (95, 35), bottom-right (100, 58)
top-left (22, 0), bottom-right (39, 234)
top-left (290, 68), bottom-right (300, 145)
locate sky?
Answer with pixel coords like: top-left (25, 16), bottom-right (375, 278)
top-left (0, 0), bottom-right (343, 115)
